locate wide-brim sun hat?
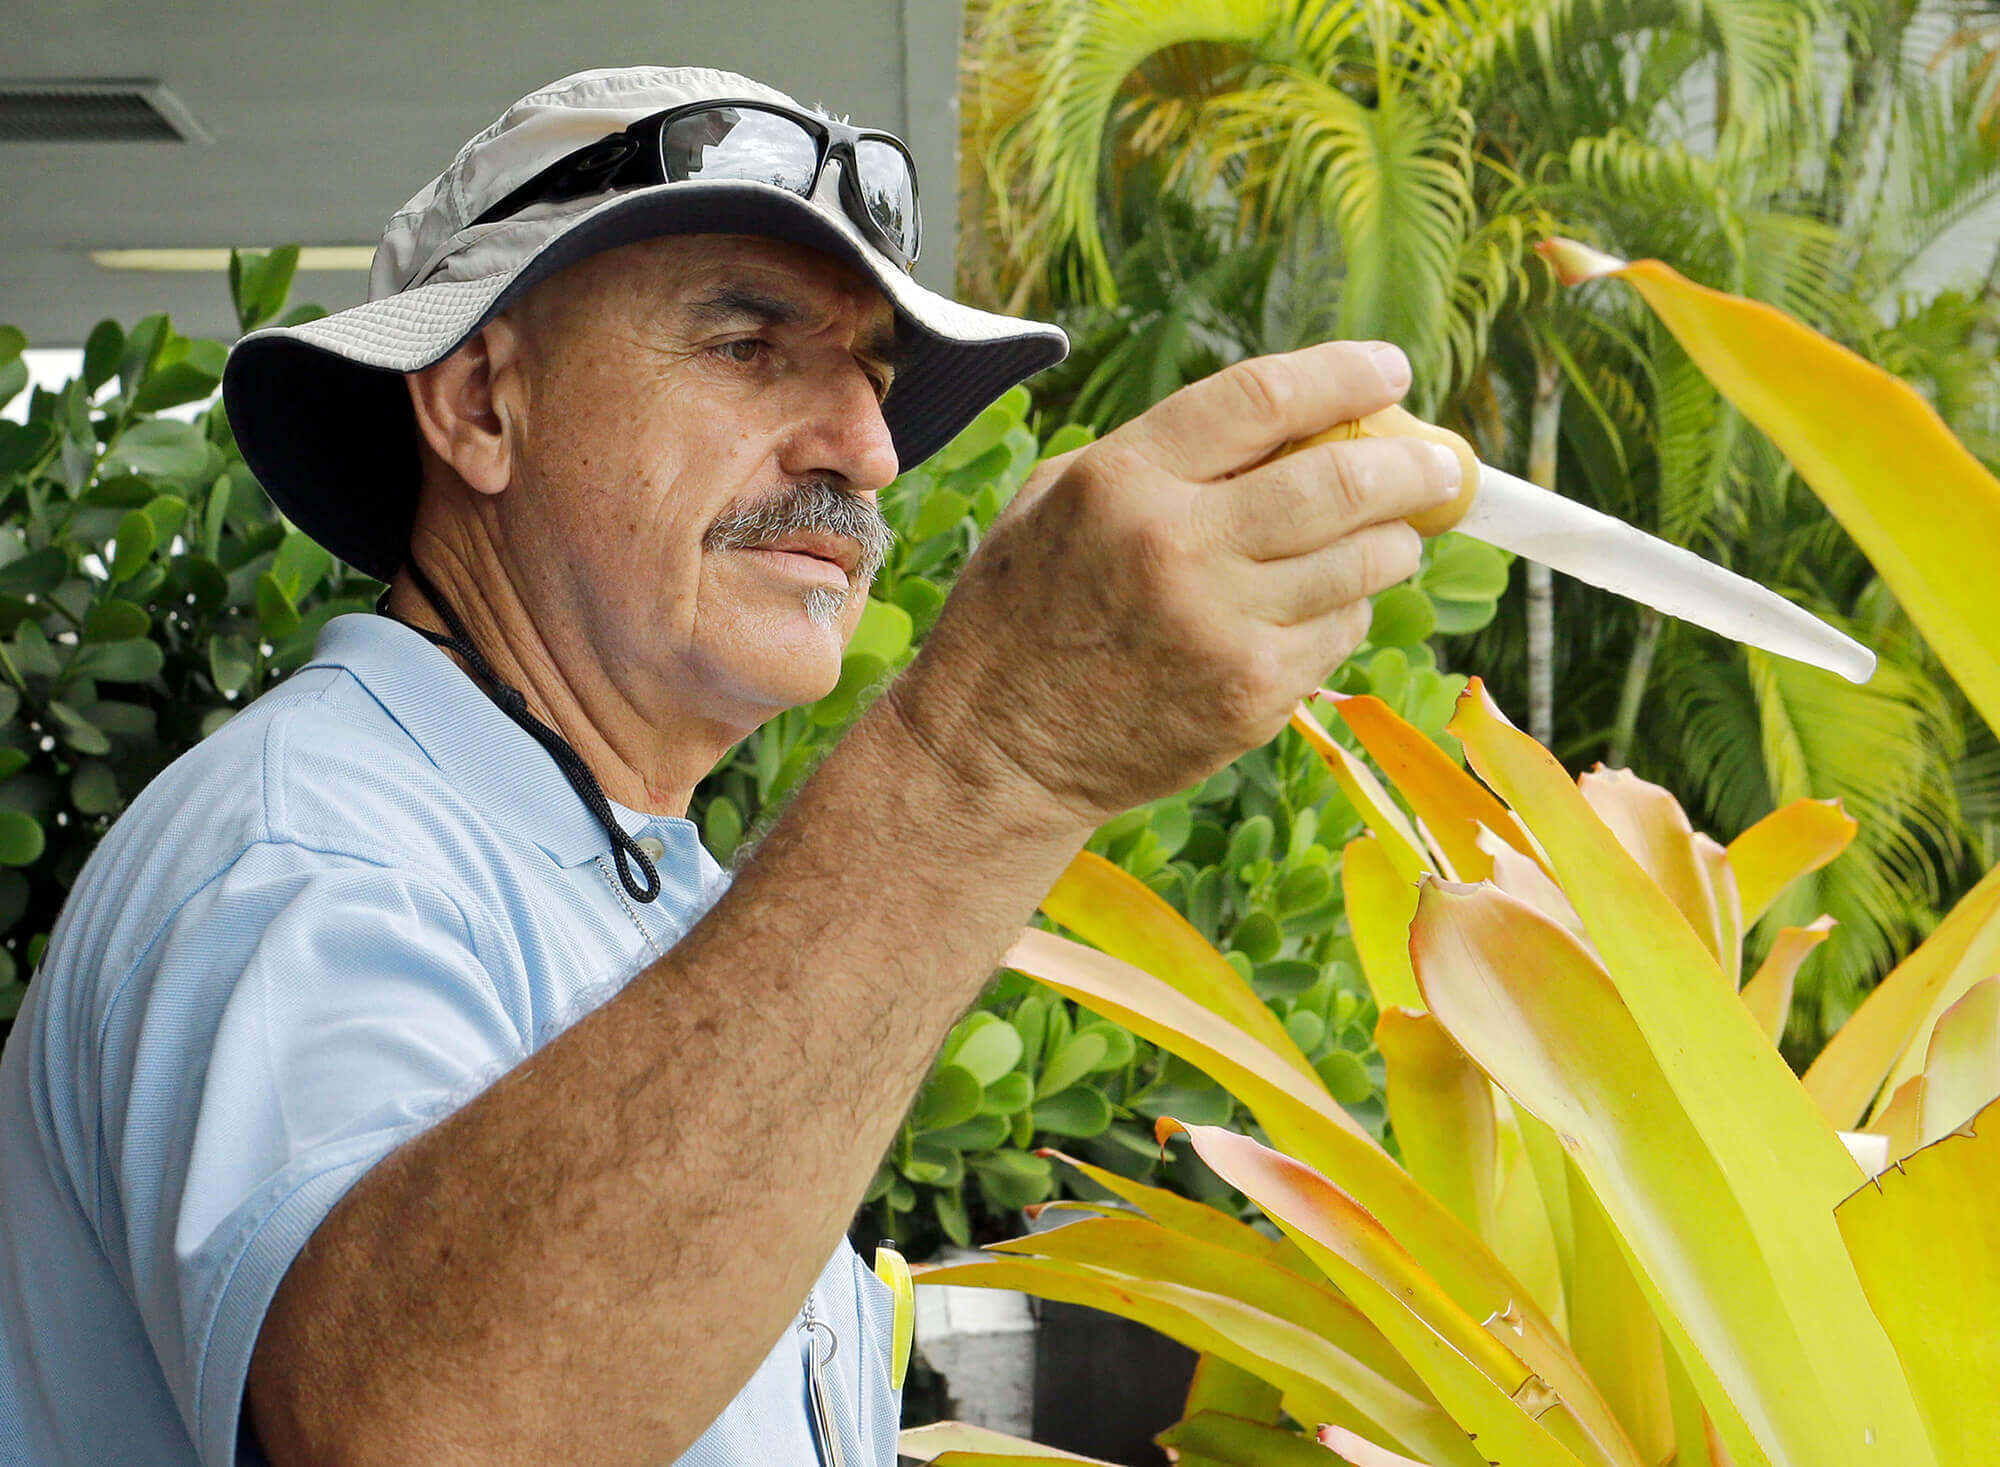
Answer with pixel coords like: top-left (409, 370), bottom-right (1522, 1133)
top-left (221, 65), bottom-right (1069, 582)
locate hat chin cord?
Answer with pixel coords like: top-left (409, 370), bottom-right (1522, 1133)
top-left (376, 564), bottom-right (664, 904)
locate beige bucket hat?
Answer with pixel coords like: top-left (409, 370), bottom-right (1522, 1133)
top-left (221, 65), bottom-right (1068, 580)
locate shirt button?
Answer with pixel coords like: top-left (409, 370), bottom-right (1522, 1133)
top-left (636, 836), bottom-right (666, 862)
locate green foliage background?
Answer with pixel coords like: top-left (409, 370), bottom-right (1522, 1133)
top-left (0, 254), bottom-right (1509, 1260)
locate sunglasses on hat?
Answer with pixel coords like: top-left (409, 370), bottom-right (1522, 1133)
top-left (471, 98), bottom-right (923, 271)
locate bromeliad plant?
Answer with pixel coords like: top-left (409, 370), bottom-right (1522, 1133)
top-left (900, 249), bottom-right (2000, 1466)
top-left (906, 683), bottom-right (2000, 1467)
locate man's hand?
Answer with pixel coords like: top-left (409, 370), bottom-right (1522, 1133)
top-left (891, 340), bottom-right (1461, 827)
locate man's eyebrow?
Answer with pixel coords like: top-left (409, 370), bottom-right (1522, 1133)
top-left (683, 286), bottom-right (807, 332)
top-left (684, 284), bottom-right (907, 370)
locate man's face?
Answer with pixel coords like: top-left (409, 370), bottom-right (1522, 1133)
top-left (491, 234), bottom-right (901, 735)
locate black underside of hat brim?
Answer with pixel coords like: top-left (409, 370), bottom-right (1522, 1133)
top-left (223, 184), bottom-right (1067, 582)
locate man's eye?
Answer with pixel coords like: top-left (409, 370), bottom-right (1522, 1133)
top-left (716, 339), bottom-right (768, 364)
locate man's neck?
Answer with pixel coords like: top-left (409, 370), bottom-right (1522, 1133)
top-left (381, 539), bottom-right (742, 818)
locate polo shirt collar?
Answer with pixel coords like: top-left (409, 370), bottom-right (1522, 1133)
top-left (307, 613), bottom-right (704, 871)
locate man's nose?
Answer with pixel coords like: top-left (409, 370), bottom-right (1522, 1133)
top-left (780, 364), bottom-right (901, 495)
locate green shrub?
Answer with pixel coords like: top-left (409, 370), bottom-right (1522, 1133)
top-left (0, 250), bottom-right (375, 1021)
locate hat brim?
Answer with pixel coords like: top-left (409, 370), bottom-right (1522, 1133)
top-left (222, 180), bottom-right (1068, 581)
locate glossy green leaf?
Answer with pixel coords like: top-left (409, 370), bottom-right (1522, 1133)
top-left (48, 701), bottom-right (110, 756)
top-left (947, 1012), bottom-right (1026, 1086)
top-left (1366, 584), bottom-right (1435, 648)
top-left (81, 321), bottom-right (123, 393)
top-left (846, 596), bottom-right (913, 664)
top-left (0, 811), bottom-right (43, 866)
top-left (911, 489), bottom-right (972, 542)
top-left (82, 599), bottom-right (150, 643)
top-left (109, 510), bottom-right (156, 585)
top-left (0, 548), bottom-right (71, 599)
top-left (255, 572), bottom-right (301, 640)
top-left (1031, 1085), bottom-right (1112, 1137)
top-left (1037, 1031), bottom-right (1108, 1098)
top-left (101, 420), bottom-right (206, 483)
top-left (208, 633), bottom-right (254, 696)
top-left (70, 760), bottom-right (121, 815)
top-left (72, 638), bottom-right (164, 685)
top-left (913, 1064), bottom-right (985, 1132)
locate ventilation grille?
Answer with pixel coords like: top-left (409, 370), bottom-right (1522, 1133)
top-left (0, 81), bottom-right (208, 144)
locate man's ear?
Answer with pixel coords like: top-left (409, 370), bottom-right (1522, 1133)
top-left (404, 316), bottom-right (527, 498)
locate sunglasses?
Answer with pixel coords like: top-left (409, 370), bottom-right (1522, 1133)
top-left (471, 99), bottom-right (923, 271)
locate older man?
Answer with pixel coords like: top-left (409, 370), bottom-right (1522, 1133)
top-left (0, 66), bottom-right (1457, 1466)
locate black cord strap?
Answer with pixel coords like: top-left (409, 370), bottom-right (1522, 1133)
top-left (376, 566), bottom-right (662, 904)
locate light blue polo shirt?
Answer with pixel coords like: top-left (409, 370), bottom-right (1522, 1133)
top-left (0, 613), bottom-right (900, 1465)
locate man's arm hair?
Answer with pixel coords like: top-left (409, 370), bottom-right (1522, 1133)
top-left (244, 674), bottom-right (1091, 1467)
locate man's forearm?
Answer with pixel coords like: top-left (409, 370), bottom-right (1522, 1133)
top-left (247, 678), bottom-right (1093, 1466)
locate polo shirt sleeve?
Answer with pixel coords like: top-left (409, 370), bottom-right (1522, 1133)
top-left (96, 839), bottom-right (527, 1467)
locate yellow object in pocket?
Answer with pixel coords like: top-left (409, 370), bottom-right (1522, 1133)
top-left (872, 1240), bottom-right (914, 1390)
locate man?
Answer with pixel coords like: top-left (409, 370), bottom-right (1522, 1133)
top-left (0, 65), bottom-right (1458, 1466)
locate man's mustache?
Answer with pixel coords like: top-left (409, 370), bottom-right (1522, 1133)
top-left (702, 479), bottom-right (895, 585)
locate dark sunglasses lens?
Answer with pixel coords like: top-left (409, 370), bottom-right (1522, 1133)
top-left (854, 138), bottom-right (919, 258)
top-left (661, 107), bottom-right (817, 192)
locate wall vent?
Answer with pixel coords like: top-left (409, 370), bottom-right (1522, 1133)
top-left (0, 80), bottom-right (209, 144)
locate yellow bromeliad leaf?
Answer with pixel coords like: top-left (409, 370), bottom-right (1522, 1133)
top-left (1541, 236), bottom-right (2000, 739)
top-left (1479, 827), bottom-right (1584, 936)
top-left (1164, 1122), bottom-right (1615, 1467)
top-left (1739, 917), bottom-right (1836, 1044)
top-left (1343, 835), bottom-right (1423, 1011)
top-left (898, 1422), bottom-right (1118, 1464)
top-left (1576, 768), bottom-right (1727, 971)
top-left (917, 1254), bottom-right (1469, 1463)
top-left (1915, 976), bottom-right (2000, 1149)
top-left (986, 1215), bottom-right (1429, 1402)
top-left (1034, 1147), bottom-right (1310, 1272)
top-left (1803, 860), bottom-right (2000, 1128)
top-left (1005, 929), bottom-right (1540, 1324)
top-left (1409, 874), bottom-right (1925, 1466)
top-left (1697, 836), bottom-right (1744, 980)
top-left (1836, 1094), bottom-right (2000, 1464)
top-left (1290, 704), bottom-right (1432, 881)
top-left (1175, 1358), bottom-right (1286, 1467)
top-left (1328, 691), bottom-right (1541, 881)
top-left (1318, 1422), bottom-right (1435, 1465)
top-left (1868, 1075), bottom-right (1925, 1162)
top-left (1725, 799), bottom-right (1856, 928)
top-left (1007, 929), bottom-right (1641, 1460)
top-left (1564, 1157), bottom-right (1674, 1466)
top-left (1159, 1413), bottom-right (1342, 1467)
top-left (1040, 849), bottom-right (1314, 1078)
top-left (1377, 1008), bottom-right (1498, 1242)
top-left (1495, 1103), bottom-right (1572, 1321)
